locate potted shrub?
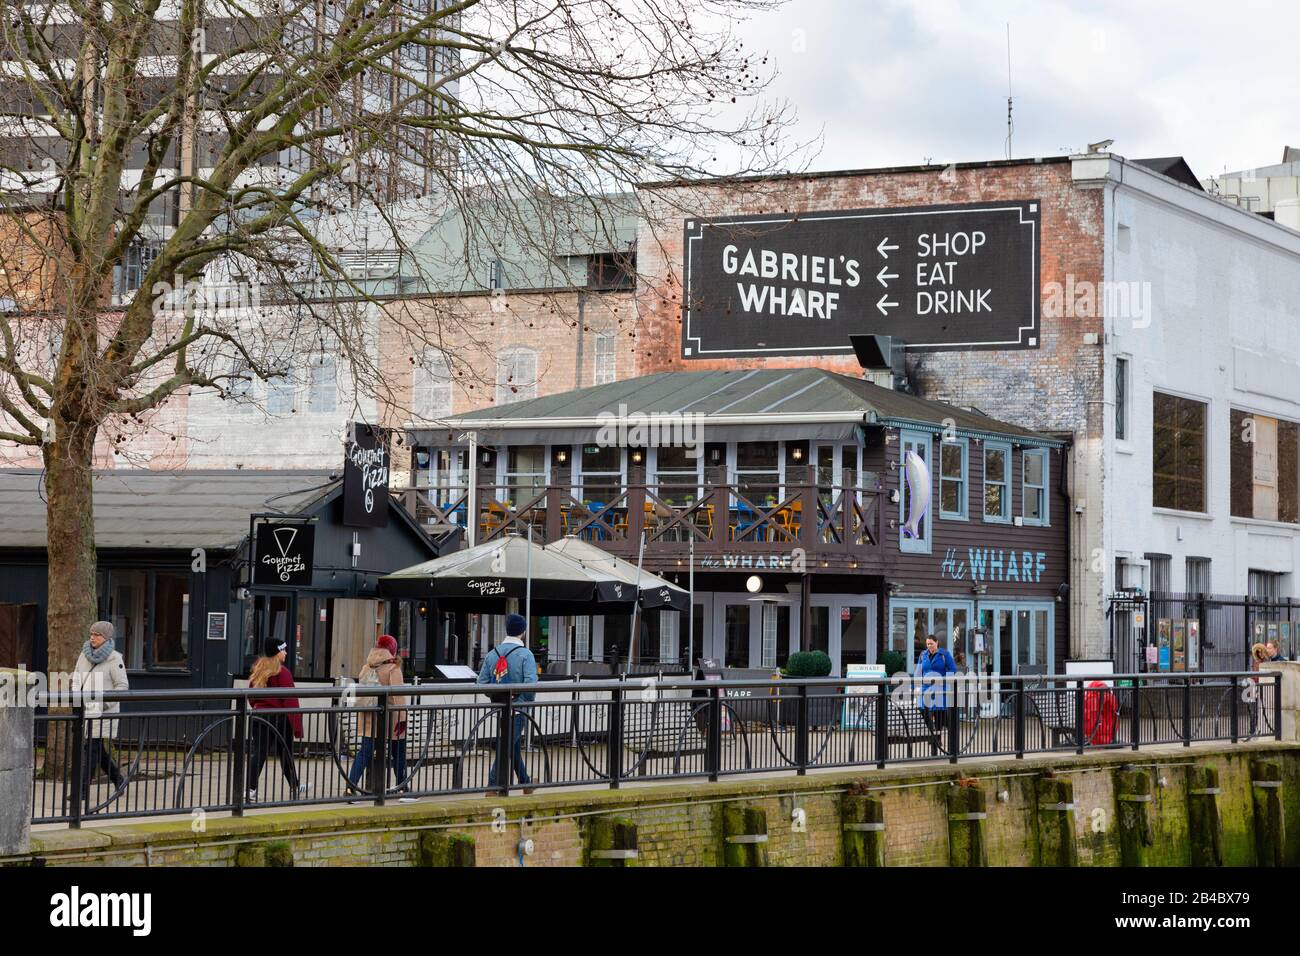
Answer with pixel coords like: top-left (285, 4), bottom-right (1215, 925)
top-left (781, 650), bottom-right (839, 727)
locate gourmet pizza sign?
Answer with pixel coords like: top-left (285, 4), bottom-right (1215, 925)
top-left (680, 200), bottom-right (1040, 356)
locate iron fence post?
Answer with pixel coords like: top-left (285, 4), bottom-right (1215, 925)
top-left (233, 696), bottom-right (248, 816)
top-left (501, 691), bottom-right (516, 795)
top-left (947, 688), bottom-right (959, 764)
top-left (608, 683), bottom-right (623, 789)
top-left (706, 685), bottom-right (721, 782)
top-left (1274, 673), bottom-right (1283, 741)
top-left (795, 683), bottom-right (809, 775)
top-left (69, 703), bottom-right (85, 829)
top-left (1229, 676), bottom-right (1239, 743)
top-left (875, 681), bottom-right (888, 769)
top-left (1130, 678), bottom-right (1140, 752)
top-left (1014, 678), bottom-right (1025, 759)
top-left (1074, 678), bottom-right (1085, 755)
top-left (375, 691), bottom-right (390, 805)
top-left (1182, 675), bottom-right (1192, 747)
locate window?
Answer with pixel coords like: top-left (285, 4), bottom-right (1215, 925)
top-left (593, 331), bottom-right (617, 385)
top-left (496, 347), bottom-right (537, 404)
top-left (413, 350), bottom-right (452, 420)
top-left (1152, 392), bottom-right (1207, 512)
top-left (1115, 357), bottom-right (1129, 441)
top-left (1230, 409), bottom-right (1299, 523)
top-left (573, 616), bottom-right (591, 660)
top-left (579, 444), bottom-right (621, 506)
top-left (587, 252), bottom-right (635, 289)
top-left (488, 258), bottom-right (505, 290)
top-left (504, 445), bottom-right (547, 504)
top-left (308, 356), bottom-right (337, 413)
top-left (900, 431), bottom-right (931, 553)
top-left (97, 569), bottom-right (191, 672)
top-left (658, 611), bottom-right (679, 665)
top-left (653, 445), bottom-right (701, 504)
top-left (1186, 557), bottom-right (1211, 595)
top-left (229, 355), bottom-right (254, 409)
top-left (1248, 570), bottom-right (1284, 602)
top-left (1146, 554), bottom-right (1171, 594)
top-left (1021, 448), bottom-right (1049, 526)
top-left (266, 373), bottom-right (295, 414)
top-left (983, 442), bottom-right (1010, 522)
top-left (939, 439), bottom-right (968, 519)
top-left (115, 241), bottom-right (161, 295)
top-left (735, 441), bottom-right (780, 506)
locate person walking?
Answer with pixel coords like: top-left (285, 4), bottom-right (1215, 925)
top-left (74, 621), bottom-right (129, 802)
top-left (476, 614), bottom-right (538, 797)
top-left (1265, 640), bottom-right (1287, 662)
top-left (246, 638), bottom-right (307, 802)
top-left (915, 634), bottom-right (957, 755)
top-left (346, 634), bottom-right (413, 801)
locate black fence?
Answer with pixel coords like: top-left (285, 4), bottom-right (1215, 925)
top-left (1110, 591), bottom-right (1300, 674)
top-left (30, 671), bottom-right (1281, 826)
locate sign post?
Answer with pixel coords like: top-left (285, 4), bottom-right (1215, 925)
top-left (343, 422), bottom-right (391, 528)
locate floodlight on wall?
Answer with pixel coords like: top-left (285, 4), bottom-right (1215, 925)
top-left (746, 575), bottom-right (763, 594)
top-left (791, 446), bottom-right (804, 461)
top-left (556, 449), bottom-right (568, 463)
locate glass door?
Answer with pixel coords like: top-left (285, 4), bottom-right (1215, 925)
top-left (980, 603), bottom-right (1054, 675)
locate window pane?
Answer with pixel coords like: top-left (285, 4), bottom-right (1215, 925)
top-left (941, 443), bottom-right (962, 479)
top-left (985, 448), bottom-right (1005, 483)
top-left (1153, 392), bottom-right (1206, 512)
top-left (1024, 452), bottom-right (1043, 486)
top-left (152, 573), bottom-right (190, 668)
top-left (985, 484), bottom-right (1004, 518)
top-left (1034, 611), bottom-right (1049, 667)
top-left (105, 571), bottom-right (147, 670)
top-left (725, 605), bottom-right (750, 667)
top-left (736, 441), bottom-right (778, 468)
top-left (581, 445), bottom-right (620, 472)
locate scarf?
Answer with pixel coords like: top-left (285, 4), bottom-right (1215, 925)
top-left (82, 637), bottom-right (116, 666)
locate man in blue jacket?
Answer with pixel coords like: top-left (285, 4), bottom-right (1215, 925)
top-left (477, 613), bottom-right (539, 796)
top-left (915, 635), bottom-right (957, 754)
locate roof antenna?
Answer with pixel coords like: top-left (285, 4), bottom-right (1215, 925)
top-left (1005, 23), bottom-right (1014, 159)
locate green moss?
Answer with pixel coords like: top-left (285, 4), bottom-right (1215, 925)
top-left (1036, 777), bottom-right (1076, 867)
top-left (947, 785), bottom-right (987, 867)
top-left (1115, 769), bottom-right (1154, 867)
top-left (841, 794), bottom-right (885, 867)
top-left (418, 832), bottom-right (476, 867)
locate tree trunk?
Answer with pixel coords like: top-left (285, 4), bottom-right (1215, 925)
top-left (40, 416), bottom-right (99, 790)
top-left (43, 421), bottom-right (99, 676)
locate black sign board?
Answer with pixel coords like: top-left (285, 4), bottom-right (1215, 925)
top-left (343, 423), bottom-right (390, 527)
top-left (253, 522), bottom-right (315, 588)
top-left (681, 200), bottom-right (1040, 357)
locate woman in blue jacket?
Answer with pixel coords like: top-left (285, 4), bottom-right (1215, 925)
top-left (915, 635), bottom-right (957, 753)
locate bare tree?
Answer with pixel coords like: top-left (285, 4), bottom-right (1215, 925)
top-left (0, 0), bottom-right (794, 675)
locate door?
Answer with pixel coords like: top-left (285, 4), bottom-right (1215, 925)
top-left (888, 599), bottom-right (973, 673)
top-left (834, 600), bottom-right (875, 672)
top-left (980, 603), bottom-right (1054, 675)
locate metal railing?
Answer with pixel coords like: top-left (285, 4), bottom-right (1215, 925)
top-left (30, 671), bottom-right (1281, 826)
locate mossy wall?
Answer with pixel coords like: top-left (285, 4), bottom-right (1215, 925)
top-left (10, 744), bottom-right (1297, 868)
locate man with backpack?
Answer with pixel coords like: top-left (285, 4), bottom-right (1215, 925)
top-left (476, 613), bottom-right (538, 796)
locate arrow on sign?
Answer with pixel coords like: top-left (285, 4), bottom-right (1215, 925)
top-left (876, 265), bottom-right (899, 287)
top-left (876, 237), bottom-right (899, 258)
top-left (876, 295), bottom-right (899, 316)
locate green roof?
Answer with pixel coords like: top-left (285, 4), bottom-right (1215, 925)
top-left (423, 368), bottom-right (1059, 445)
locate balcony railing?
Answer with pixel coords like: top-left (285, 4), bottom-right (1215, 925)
top-left (396, 481), bottom-right (884, 561)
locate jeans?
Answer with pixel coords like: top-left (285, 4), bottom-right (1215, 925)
top-left (347, 737), bottom-right (409, 791)
top-left (488, 712), bottom-right (530, 788)
top-left (81, 738), bottom-right (124, 799)
top-left (247, 714), bottom-right (299, 792)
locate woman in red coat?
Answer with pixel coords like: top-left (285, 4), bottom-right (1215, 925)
top-left (247, 638), bottom-right (307, 802)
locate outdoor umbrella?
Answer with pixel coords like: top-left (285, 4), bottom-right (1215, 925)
top-left (378, 534), bottom-right (681, 614)
top-left (547, 535), bottom-right (690, 612)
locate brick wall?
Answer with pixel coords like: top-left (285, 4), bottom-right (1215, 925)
top-left (16, 743), bottom-right (1297, 868)
top-left (633, 162), bottom-right (1106, 652)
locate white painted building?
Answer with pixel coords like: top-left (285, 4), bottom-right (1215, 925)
top-left (1085, 152), bottom-right (1300, 661)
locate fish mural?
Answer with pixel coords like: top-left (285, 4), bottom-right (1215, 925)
top-left (902, 450), bottom-right (931, 539)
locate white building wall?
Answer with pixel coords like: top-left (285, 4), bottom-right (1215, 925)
top-left (1104, 159), bottom-right (1300, 603)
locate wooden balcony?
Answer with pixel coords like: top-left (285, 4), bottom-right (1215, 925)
top-left (395, 481), bottom-right (887, 573)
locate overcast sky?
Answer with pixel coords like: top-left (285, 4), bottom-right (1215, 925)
top-left (730, 0), bottom-right (1298, 181)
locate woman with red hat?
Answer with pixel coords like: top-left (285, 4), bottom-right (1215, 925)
top-left (346, 634), bottom-right (412, 799)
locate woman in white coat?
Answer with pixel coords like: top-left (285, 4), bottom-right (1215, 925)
top-left (74, 620), bottom-right (130, 799)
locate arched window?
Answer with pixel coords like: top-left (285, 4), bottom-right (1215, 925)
top-left (413, 349), bottom-right (452, 420)
top-left (495, 346), bottom-right (537, 404)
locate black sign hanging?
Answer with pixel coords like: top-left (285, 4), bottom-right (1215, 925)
top-left (253, 522), bottom-right (316, 588)
top-left (680, 200), bottom-right (1040, 357)
top-left (343, 423), bottom-right (390, 527)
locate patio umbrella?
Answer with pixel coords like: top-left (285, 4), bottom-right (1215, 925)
top-left (377, 534), bottom-right (681, 614)
top-left (547, 535), bottom-right (691, 612)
